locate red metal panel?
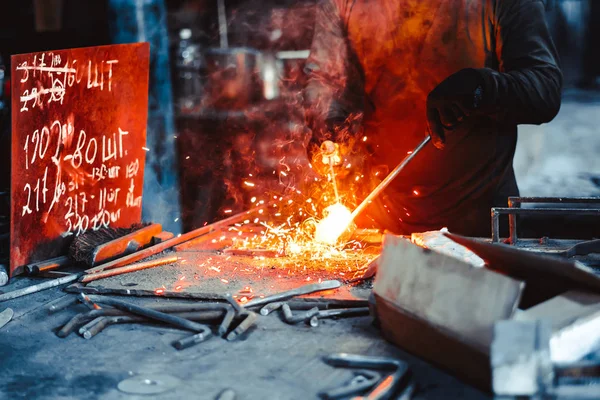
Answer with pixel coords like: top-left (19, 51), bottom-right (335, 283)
top-left (10, 43), bottom-right (150, 275)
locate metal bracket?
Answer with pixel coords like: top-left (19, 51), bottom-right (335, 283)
top-left (491, 197), bottom-right (600, 244)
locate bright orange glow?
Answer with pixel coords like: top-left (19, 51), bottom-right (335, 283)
top-left (413, 190), bottom-right (419, 195)
top-left (314, 203), bottom-right (353, 245)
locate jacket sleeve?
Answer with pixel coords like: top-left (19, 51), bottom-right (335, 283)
top-left (479, 0), bottom-right (563, 125)
top-left (303, 0), bottom-right (365, 146)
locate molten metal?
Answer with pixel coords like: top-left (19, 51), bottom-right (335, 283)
top-left (314, 203), bottom-right (353, 245)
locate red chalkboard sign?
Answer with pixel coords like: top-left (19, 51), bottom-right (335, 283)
top-left (10, 43), bottom-right (150, 275)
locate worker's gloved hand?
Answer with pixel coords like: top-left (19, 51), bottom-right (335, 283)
top-left (426, 68), bottom-right (486, 149)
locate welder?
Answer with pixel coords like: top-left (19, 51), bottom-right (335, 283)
top-left (304, 0), bottom-right (562, 237)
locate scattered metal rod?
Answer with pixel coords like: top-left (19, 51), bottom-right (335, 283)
top-left (283, 306), bottom-right (320, 324)
top-left (78, 317), bottom-right (105, 336)
top-left (218, 309), bottom-right (236, 337)
top-left (223, 293), bottom-right (244, 315)
top-left (80, 293), bottom-right (101, 310)
top-left (83, 295), bottom-right (211, 333)
top-left (0, 274), bottom-right (79, 302)
top-left (323, 354), bottom-right (412, 400)
top-left (286, 299), bottom-right (369, 310)
top-left (260, 299), bottom-right (369, 315)
top-left (83, 315), bottom-right (145, 339)
top-left (25, 255), bottom-right (71, 276)
top-left (307, 316), bottom-right (319, 328)
top-left (58, 308), bottom-right (225, 338)
top-left (47, 295), bottom-right (79, 314)
top-left (260, 301), bottom-right (284, 316)
top-left (84, 205), bottom-right (273, 275)
top-left (80, 255), bottom-right (179, 283)
top-left (57, 309), bottom-right (124, 338)
top-left (173, 326), bottom-right (213, 350)
top-left (226, 311), bottom-right (258, 341)
top-left (319, 370), bottom-right (381, 399)
top-left (65, 283), bottom-right (228, 302)
top-left (317, 307), bottom-right (371, 319)
top-left (281, 304), bottom-right (294, 321)
top-left (243, 280), bottom-right (342, 309)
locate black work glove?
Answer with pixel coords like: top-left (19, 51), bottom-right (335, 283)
top-left (426, 68), bottom-right (486, 149)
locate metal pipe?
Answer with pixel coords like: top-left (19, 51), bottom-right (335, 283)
top-left (350, 136), bottom-right (431, 222)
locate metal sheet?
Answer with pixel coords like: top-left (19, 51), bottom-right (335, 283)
top-left (10, 43), bottom-right (150, 275)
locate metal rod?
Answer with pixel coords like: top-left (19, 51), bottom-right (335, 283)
top-left (173, 326), bottom-right (213, 350)
top-left (80, 255), bottom-right (178, 283)
top-left (242, 280), bottom-right (341, 308)
top-left (350, 136), bottom-right (431, 221)
top-left (47, 295), bottom-right (79, 314)
top-left (226, 311), bottom-right (258, 341)
top-left (0, 274), bottom-right (79, 302)
top-left (85, 295), bottom-right (210, 333)
top-left (84, 206), bottom-right (266, 274)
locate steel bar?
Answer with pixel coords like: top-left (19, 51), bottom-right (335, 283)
top-left (350, 136), bottom-right (430, 222)
top-left (218, 309), bottom-right (235, 337)
top-left (317, 307), bottom-right (371, 319)
top-left (223, 293), bottom-right (244, 315)
top-left (64, 283), bottom-right (225, 301)
top-left (285, 307), bottom-right (320, 324)
top-left (173, 326), bottom-right (213, 350)
top-left (0, 274), bottom-right (79, 302)
top-left (57, 309), bottom-right (121, 338)
top-left (286, 299), bottom-right (369, 310)
top-left (307, 316), bottom-right (319, 327)
top-left (78, 317), bottom-right (106, 337)
top-left (82, 315), bottom-right (145, 339)
top-left (80, 255), bottom-right (179, 283)
top-left (260, 302), bottom-right (284, 316)
top-left (84, 295), bottom-right (211, 333)
top-left (243, 280), bottom-right (342, 308)
top-left (84, 206), bottom-right (269, 274)
top-left (47, 295), bottom-right (79, 314)
top-left (226, 311), bottom-right (258, 341)
top-left (319, 370), bottom-right (381, 399)
top-left (57, 308), bottom-right (225, 338)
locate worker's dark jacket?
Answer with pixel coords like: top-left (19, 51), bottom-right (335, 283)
top-left (304, 0), bottom-right (562, 236)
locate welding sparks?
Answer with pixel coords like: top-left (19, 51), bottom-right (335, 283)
top-left (244, 181), bottom-right (255, 187)
top-left (413, 190), bottom-right (420, 196)
top-left (142, 146), bottom-right (150, 151)
top-left (314, 203), bottom-right (353, 245)
top-left (224, 209), bottom-right (232, 214)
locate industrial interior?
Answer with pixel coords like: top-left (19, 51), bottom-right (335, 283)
top-left (1, 0), bottom-right (600, 399)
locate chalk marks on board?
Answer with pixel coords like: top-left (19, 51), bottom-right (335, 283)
top-left (16, 52), bottom-right (118, 112)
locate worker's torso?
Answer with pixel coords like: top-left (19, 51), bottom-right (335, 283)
top-left (339, 0), bottom-right (517, 235)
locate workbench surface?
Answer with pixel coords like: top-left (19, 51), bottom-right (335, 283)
top-left (0, 277), bottom-right (489, 400)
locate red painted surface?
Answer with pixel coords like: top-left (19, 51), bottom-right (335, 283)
top-left (10, 43), bottom-right (150, 275)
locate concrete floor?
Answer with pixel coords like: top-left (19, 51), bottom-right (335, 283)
top-left (0, 278), bottom-right (489, 400)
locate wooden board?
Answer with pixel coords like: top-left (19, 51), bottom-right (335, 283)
top-left (373, 234), bottom-right (524, 351)
top-left (10, 43), bottom-right (150, 275)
